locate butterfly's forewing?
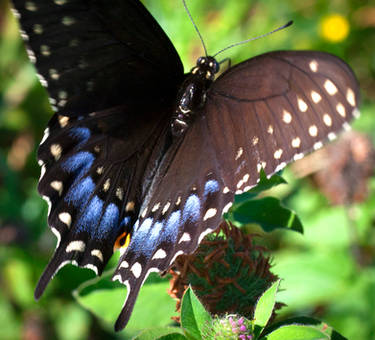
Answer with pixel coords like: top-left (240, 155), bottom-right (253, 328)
top-left (207, 51), bottom-right (360, 188)
top-left (112, 50), bottom-right (360, 330)
top-left (11, 0), bottom-right (184, 116)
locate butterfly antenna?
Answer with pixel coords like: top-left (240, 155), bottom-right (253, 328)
top-left (213, 20), bottom-right (293, 58)
top-left (182, 0), bottom-right (208, 56)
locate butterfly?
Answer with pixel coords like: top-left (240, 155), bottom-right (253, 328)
top-left (12, 0), bottom-right (360, 331)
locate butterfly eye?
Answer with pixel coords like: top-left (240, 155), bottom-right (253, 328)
top-left (197, 57), bottom-right (206, 65)
top-left (113, 232), bottom-right (131, 252)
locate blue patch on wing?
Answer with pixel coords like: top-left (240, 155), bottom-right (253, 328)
top-left (65, 176), bottom-right (95, 207)
top-left (62, 151), bottom-right (94, 175)
top-left (163, 210), bottom-right (180, 243)
top-left (76, 195), bottom-right (103, 233)
top-left (120, 216), bottom-right (131, 228)
top-left (182, 194), bottom-right (200, 223)
top-left (97, 203), bottom-right (119, 237)
top-left (204, 180), bottom-right (219, 196)
top-left (149, 221), bottom-right (164, 242)
top-left (129, 218), bottom-right (154, 257)
top-left (69, 127), bottom-right (91, 146)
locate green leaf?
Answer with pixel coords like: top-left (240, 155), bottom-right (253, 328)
top-left (134, 327), bottom-right (186, 340)
top-left (180, 287), bottom-right (212, 340)
top-left (74, 272), bottom-right (176, 337)
top-left (229, 196), bottom-right (303, 233)
top-left (234, 170), bottom-right (287, 204)
top-left (263, 317), bottom-right (348, 340)
top-left (254, 280), bottom-right (280, 332)
top-left (261, 325), bottom-right (330, 340)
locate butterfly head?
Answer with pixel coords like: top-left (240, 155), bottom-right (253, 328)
top-left (192, 56), bottom-right (220, 81)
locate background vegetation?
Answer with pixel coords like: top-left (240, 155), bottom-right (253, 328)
top-left (0, 0), bottom-right (374, 339)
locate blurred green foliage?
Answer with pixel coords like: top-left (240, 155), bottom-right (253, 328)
top-left (0, 0), bottom-right (374, 339)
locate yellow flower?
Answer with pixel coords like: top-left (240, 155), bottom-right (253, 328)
top-left (320, 14), bottom-right (350, 42)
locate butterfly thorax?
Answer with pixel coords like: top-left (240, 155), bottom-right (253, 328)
top-left (171, 56), bottom-right (220, 136)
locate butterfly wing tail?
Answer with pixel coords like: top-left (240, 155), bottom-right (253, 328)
top-left (34, 247), bottom-right (74, 300)
top-left (112, 265), bottom-right (158, 331)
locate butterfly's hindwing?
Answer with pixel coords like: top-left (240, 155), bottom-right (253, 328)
top-left (35, 105), bottom-right (171, 299)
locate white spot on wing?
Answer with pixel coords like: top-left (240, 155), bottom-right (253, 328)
top-left (336, 103), bottom-right (346, 117)
top-left (58, 115), bottom-right (69, 127)
top-left (274, 149), bottom-right (283, 159)
top-left (235, 147), bottom-right (243, 160)
top-left (176, 196), bottom-right (181, 206)
top-left (324, 79), bottom-right (338, 95)
top-left (311, 91), bottom-right (322, 103)
top-left (91, 249), bottom-right (104, 262)
top-left (50, 181), bottom-right (63, 196)
top-left (125, 201), bottom-right (135, 212)
top-left (309, 125), bottom-right (318, 137)
top-left (62, 16), bottom-right (75, 26)
top-left (203, 208), bottom-right (217, 221)
top-left (291, 137), bottom-right (301, 148)
top-left (309, 60), bottom-right (318, 72)
top-left (50, 144), bottom-right (62, 161)
top-left (49, 69), bottom-right (60, 80)
top-left (293, 153), bottom-right (304, 161)
top-left (25, 1), bottom-right (37, 11)
top-left (313, 141), bottom-right (323, 150)
top-left (116, 187), bottom-right (123, 201)
top-left (152, 202), bottom-right (160, 212)
top-left (162, 202), bottom-right (171, 215)
top-left (328, 132), bottom-right (337, 141)
top-left (252, 136), bottom-right (259, 145)
top-left (267, 125), bottom-right (274, 134)
top-left (59, 212), bottom-right (72, 227)
top-left (103, 178), bottom-right (110, 192)
top-left (33, 24), bottom-right (43, 34)
top-left (323, 114), bottom-right (332, 127)
top-left (66, 240), bottom-right (85, 252)
top-left (152, 249), bottom-right (167, 259)
top-left (40, 45), bottom-right (50, 56)
top-left (346, 88), bottom-right (356, 107)
top-left (131, 262), bottom-right (142, 278)
top-left (297, 97), bottom-right (308, 112)
top-left (282, 110), bottom-right (292, 124)
top-left (223, 187), bottom-right (230, 194)
top-left (178, 232), bottom-right (191, 243)
top-left (120, 261), bottom-right (129, 269)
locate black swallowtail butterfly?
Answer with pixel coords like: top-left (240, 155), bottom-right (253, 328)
top-left (11, 0), bottom-right (360, 331)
